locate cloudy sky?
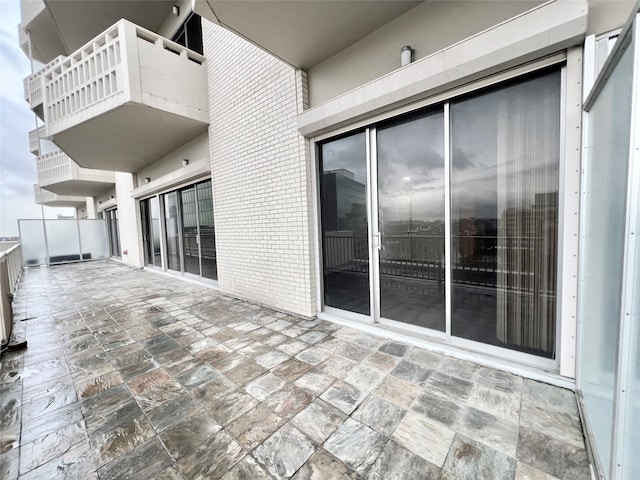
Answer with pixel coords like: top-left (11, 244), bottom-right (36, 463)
top-left (0, 0), bottom-right (73, 238)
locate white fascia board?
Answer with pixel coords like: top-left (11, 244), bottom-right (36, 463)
top-left (298, 0), bottom-right (588, 138)
top-left (129, 159), bottom-right (210, 199)
top-left (97, 198), bottom-right (117, 212)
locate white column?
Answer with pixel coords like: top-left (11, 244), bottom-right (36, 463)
top-left (115, 172), bottom-right (144, 268)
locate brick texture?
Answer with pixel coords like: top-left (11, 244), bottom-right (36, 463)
top-left (203, 21), bottom-right (316, 317)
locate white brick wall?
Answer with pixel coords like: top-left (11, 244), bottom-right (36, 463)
top-left (203, 21), bottom-right (316, 318)
top-left (114, 172), bottom-right (144, 268)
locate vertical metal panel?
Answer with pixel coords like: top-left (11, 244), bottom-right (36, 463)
top-left (612, 13), bottom-right (640, 479)
top-left (368, 127), bottom-right (380, 324)
top-left (558, 47), bottom-right (583, 378)
top-left (444, 102), bottom-right (452, 340)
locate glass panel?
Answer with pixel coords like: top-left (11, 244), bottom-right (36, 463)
top-left (141, 200), bottom-right (152, 266)
top-left (320, 132), bottom-right (370, 315)
top-left (580, 43), bottom-right (633, 474)
top-left (150, 197), bottom-right (162, 267)
top-left (113, 210), bottom-right (121, 256)
top-left (78, 219), bottom-right (109, 260)
top-left (46, 219), bottom-right (81, 263)
top-left (181, 186), bottom-right (200, 275)
top-left (450, 69), bottom-right (560, 357)
top-left (197, 180), bottom-right (217, 280)
top-left (622, 189), bottom-right (640, 479)
top-left (377, 109), bottom-right (445, 330)
top-left (107, 209), bottom-right (120, 257)
top-left (18, 220), bottom-right (47, 266)
top-left (164, 192), bottom-right (181, 271)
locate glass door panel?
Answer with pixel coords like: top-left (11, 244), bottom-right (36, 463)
top-left (149, 197), bottom-right (162, 267)
top-left (141, 199), bottom-right (157, 267)
top-left (197, 180), bottom-right (217, 280)
top-left (107, 209), bottom-right (120, 258)
top-left (376, 110), bottom-right (445, 330)
top-left (320, 132), bottom-right (370, 315)
top-left (164, 192), bottom-right (181, 272)
top-left (181, 186), bottom-right (201, 275)
top-left (450, 70), bottom-right (560, 357)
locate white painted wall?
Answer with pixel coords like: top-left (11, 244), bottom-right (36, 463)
top-left (114, 172), bottom-right (143, 268)
top-left (307, 0), bottom-right (543, 106)
top-left (203, 20), bottom-right (316, 317)
top-left (588, 0), bottom-right (636, 35)
top-left (306, 0), bottom-right (636, 108)
top-left (136, 133), bottom-right (210, 185)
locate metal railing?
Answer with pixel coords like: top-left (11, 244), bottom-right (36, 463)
top-left (323, 232), bottom-right (555, 292)
top-left (0, 243), bottom-right (23, 345)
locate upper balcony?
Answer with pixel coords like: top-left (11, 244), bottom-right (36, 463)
top-left (36, 150), bottom-right (115, 197)
top-left (37, 20), bottom-right (208, 173)
top-left (23, 56), bottom-right (64, 120)
top-left (33, 184), bottom-right (86, 209)
top-left (19, 0), bottom-right (175, 64)
top-left (28, 126), bottom-right (45, 155)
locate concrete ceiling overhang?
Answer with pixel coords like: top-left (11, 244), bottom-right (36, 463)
top-left (50, 104), bottom-right (209, 173)
top-left (40, 179), bottom-right (115, 198)
top-left (21, 0), bottom-right (175, 64)
top-left (195, 0), bottom-right (422, 69)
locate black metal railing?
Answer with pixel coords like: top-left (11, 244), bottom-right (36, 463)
top-left (323, 232), bottom-right (555, 293)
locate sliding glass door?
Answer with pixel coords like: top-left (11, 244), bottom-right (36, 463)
top-left (197, 180), bottom-right (217, 280)
top-left (164, 191), bottom-right (181, 272)
top-left (142, 196), bottom-right (162, 267)
top-left (319, 67), bottom-right (561, 360)
top-left (320, 132), bottom-right (370, 315)
top-left (141, 179), bottom-right (217, 280)
top-left (181, 186), bottom-right (200, 275)
top-left (376, 110), bottom-right (446, 331)
top-left (105, 209), bottom-right (120, 258)
top-left (450, 70), bottom-right (560, 357)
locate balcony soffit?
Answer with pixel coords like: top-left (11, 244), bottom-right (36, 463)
top-left (39, 179), bottom-right (115, 198)
top-left (196, 0), bottom-right (422, 69)
top-left (24, 0), bottom-right (174, 63)
top-left (51, 104), bottom-right (209, 173)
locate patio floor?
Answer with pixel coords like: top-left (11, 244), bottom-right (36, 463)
top-left (0, 260), bottom-right (589, 479)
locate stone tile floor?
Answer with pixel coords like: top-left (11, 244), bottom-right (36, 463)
top-left (0, 260), bottom-right (590, 479)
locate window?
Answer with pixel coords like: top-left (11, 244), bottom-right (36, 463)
top-left (172, 14), bottom-right (203, 55)
top-left (318, 67), bottom-right (561, 359)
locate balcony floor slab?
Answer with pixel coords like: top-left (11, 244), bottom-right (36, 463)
top-left (0, 260), bottom-right (589, 480)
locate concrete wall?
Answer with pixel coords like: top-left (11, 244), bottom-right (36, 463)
top-left (136, 133), bottom-right (209, 186)
top-left (306, 0), bottom-right (636, 107)
top-left (307, 0), bottom-right (543, 106)
top-left (203, 20), bottom-right (316, 317)
top-left (588, 0), bottom-right (636, 35)
top-left (114, 172), bottom-right (143, 268)
top-left (158, 0), bottom-right (193, 39)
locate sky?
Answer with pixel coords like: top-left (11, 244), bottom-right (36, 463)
top-left (0, 0), bottom-right (73, 237)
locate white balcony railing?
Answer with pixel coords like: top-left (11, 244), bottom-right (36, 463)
top-left (43, 20), bottom-right (207, 137)
top-left (28, 126), bottom-right (46, 155)
top-left (23, 55), bottom-right (64, 110)
top-left (37, 150), bottom-right (72, 184)
top-left (35, 150), bottom-right (115, 192)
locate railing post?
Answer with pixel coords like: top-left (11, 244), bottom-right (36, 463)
top-left (119, 20), bottom-right (141, 104)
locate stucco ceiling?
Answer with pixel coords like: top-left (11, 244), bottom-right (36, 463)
top-left (197, 0), bottom-right (423, 69)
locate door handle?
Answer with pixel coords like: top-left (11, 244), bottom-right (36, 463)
top-left (375, 232), bottom-right (382, 250)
